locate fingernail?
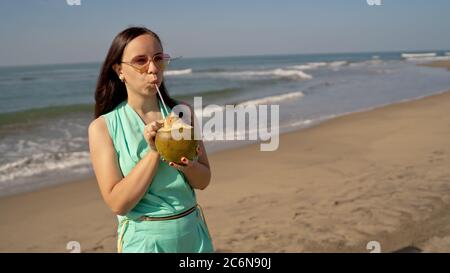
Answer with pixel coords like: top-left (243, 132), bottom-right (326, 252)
top-left (169, 162), bottom-right (173, 166)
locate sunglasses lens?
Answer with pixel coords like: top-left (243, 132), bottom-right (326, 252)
top-left (131, 56), bottom-right (149, 67)
top-left (154, 54), bottom-right (170, 70)
top-left (126, 54), bottom-right (172, 73)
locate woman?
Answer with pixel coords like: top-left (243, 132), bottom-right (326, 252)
top-left (88, 26), bottom-right (214, 253)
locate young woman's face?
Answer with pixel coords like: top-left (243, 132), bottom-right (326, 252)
top-left (119, 34), bottom-right (164, 96)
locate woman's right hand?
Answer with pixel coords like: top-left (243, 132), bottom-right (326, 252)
top-left (144, 120), bottom-right (164, 152)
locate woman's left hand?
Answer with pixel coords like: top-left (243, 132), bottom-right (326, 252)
top-left (166, 146), bottom-right (202, 172)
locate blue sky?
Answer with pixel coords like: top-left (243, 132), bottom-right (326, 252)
top-left (1, 0), bottom-right (450, 66)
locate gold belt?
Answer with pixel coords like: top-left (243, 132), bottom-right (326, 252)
top-left (137, 205), bottom-right (198, 221)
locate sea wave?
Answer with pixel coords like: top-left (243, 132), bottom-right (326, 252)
top-left (238, 91), bottom-right (305, 106)
top-left (404, 56), bottom-right (450, 62)
top-left (348, 60), bottom-right (379, 68)
top-left (400, 52), bottom-right (450, 62)
top-left (289, 62), bottom-right (328, 70)
top-left (165, 65), bottom-right (313, 80)
top-left (175, 87), bottom-right (241, 102)
top-left (195, 68), bottom-right (229, 73)
top-left (164, 68), bottom-right (193, 76)
top-left (207, 69), bottom-right (313, 80)
top-left (401, 52), bottom-right (437, 59)
top-left (328, 61), bottom-right (348, 67)
top-left (0, 151), bottom-right (91, 184)
top-left (0, 104), bottom-right (93, 127)
top-left (195, 90), bottom-right (305, 117)
top-left (288, 61), bottom-right (348, 71)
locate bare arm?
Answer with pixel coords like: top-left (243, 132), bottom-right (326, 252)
top-left (176, 140), bottom-right (211, 190)
top-left (88, 117), bottom-right (162, 215)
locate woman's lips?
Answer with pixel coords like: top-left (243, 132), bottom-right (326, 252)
top-left (147, 79), bottom-right (159, 86)
top-left (145, 74), bottom-right (158, 83)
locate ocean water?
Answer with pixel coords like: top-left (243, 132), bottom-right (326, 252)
top-left (1, 51), bottom-right (450, 197)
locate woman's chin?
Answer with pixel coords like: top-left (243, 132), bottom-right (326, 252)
top-left (143, 86), bottom-right (157, 96)
top-left (144, 84), bottom-right (156, 91)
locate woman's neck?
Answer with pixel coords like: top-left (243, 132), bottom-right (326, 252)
top-left (126, 93), bottom-right (160, 116)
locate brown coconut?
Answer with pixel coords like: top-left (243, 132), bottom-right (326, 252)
top-left (155, 113), bottom-right (199, 164)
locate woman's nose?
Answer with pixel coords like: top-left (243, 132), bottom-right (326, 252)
top-left (147, 60), bottom-right (159, 74)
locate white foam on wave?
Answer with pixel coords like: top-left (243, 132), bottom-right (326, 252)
top-left (289, 62), bottom-right (327, 70)
top-left (164, 68), bottom-right (193, 76)
top-left (195, 91), bottom-right (305, 118)
top-left (328, 61), bottom-right (348, 67)
top-left (290, 114), bottom-right (338, 128)
top-left (270, 69), bottom-right (312, 79)
top-left (348, 59), bottom-right (384, 67)
top-left (401, 52), bottom-right (437, 58)
top-left (203, 68), bottom-right (312, 80)
top-left (404, 56), bottom-right (450, 62)
top-left (400, 52), bottom-right (450, 62)
top-left (290, 119), bottom-right (313, 127)
top-left (289, 61), bottom-right (349, 70)
top-left (0, 151), bottom-right (91, 185)
top-left (238, 91), bottom-right (304, 106)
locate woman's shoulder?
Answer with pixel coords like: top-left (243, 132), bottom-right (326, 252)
top-left (88, 116), bottom-right (108, 139)
top-left (88, 115), bottom-right (118, 151)
top-left (96, 101), bottom-right (128, 132)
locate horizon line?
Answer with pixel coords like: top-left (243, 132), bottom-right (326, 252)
top-left (1, 48), bottom-right (450, 68)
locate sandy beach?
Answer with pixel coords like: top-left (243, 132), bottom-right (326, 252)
top-left (1, 61), bottom-right (450, 253)
top-left (421, 60), bottom-right (450, 71)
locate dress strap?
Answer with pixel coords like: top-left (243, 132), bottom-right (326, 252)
top-left (117, 219), bottom-right (130, 253)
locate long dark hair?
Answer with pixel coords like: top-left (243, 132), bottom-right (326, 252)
top-left (94, 26), bottom-right (177, 118)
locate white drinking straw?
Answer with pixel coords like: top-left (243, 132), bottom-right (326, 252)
top-left (155, 84), bottom-right (169, 119)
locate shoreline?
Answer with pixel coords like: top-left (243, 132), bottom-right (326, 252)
top-left (1, 62), bottom-right (450, 252)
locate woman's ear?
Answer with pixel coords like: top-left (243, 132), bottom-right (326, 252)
top-left (112, 64), bottom-right (124, 81)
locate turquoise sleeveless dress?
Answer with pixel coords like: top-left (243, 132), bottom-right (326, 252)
top-left (102, 98), bottom-right (214, 253)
